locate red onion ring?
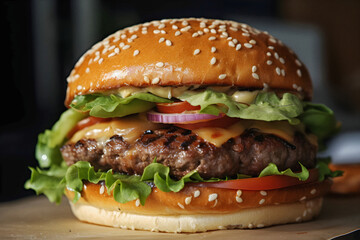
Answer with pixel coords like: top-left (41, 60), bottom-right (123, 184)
top-left (146, 111), bottom-right (223, 124)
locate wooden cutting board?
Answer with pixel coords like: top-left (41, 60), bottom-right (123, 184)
top-left (0, 195), bottom-right (359, 239)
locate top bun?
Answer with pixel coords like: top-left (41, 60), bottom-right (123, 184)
top-left (65, 18), bottom-right (312, 106)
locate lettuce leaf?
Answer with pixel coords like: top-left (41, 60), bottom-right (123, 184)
top-left (299, 103), bottom-right (339, 150)
top-left (70, 93), bottom-right (172, 118)
top-left (36, 109), bottom-right (87, 168)
top-left (258, 162), bottom-right (309, 181)
top-left (316, 157), bottom-right (343, 181)
top-left (179, 90), bottom-right (302, 124)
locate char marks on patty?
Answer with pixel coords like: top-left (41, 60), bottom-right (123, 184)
top-left (60, 126), bottom-right (317, 179)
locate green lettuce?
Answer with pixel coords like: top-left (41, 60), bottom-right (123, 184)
top-left (179, 90), bottom-right (302, 124)
top-left (258, 162), bottom-right (309, 181)
top-left (70, 92), bottom-right (172, 118)
top-left (36, 109), bottom-right (87, 168)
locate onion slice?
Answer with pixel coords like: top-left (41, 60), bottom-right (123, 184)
top-left (146, 111), bottom-right (223, 124)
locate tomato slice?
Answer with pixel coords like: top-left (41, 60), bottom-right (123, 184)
top-left (67, 116), bottom-right (110, 139)
top-left (175, 115), bottom-right (239, 130)
top-left (156, 101), bottom-right (200, 113)
top-left (188, 169), bottom-right (319, 190)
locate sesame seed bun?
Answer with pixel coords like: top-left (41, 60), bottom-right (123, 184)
top-left (65, 180), bottom-right (330, 232)
top-left (65, 18), bottom-right (312, 106)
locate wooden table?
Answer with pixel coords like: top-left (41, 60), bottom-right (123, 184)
top-left (0, 195), bottom-right (359, 239)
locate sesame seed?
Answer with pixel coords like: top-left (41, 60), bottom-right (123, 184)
top-left (244, 43), bottom-right (253, 48)
top-left (193, 190), bottom-right (200, 198)
top-left (252, 65), bottom-right (257, 72)
top-left (303, 210), bottom-right (307, 217)
top-left (236, 44), bottom-right (241, 50)
top-left (297, 86), bottom-right (302, 92)
top-left (192, 32), bottom-right (199, 37)
top-left (276, 67), bottom-right (281, 75)
top-left (133, 49), bottom-right (140, 56)
top-left (99, 185), bottom-right (105, 195)
top-left (197, 30), bottom-right (203, 35)
top-left (300, 196), bottom-right (307, 201)
top-left (279, 57), bottom-right (285, 64)
top-left (122, 45), bottom-right (130, 50)
top-left (281, 69), bottom-right (286, 76)
top-left (208, 36), bottom-right (216, 41)
top-left (268, 45), bottom-right (274, 50)
top-left (210, 29), bottom-right (216, 34)
top-left (208, 193), bottom-right (218, 202)
top-left (249, 39), bottom-right (256, 44)
top-left (274, 52), bottom-right (279, 59)
top-left (269, 38), bottom-right (277, 43)
top-left (200, 22), bottom-right (206, 28)
top-left (228, 41), bottom-right (235, 47)
top-left (177, 202), bottom-right (185, 209)
top-left (218, 74), bottom-right (227, 80)
top-left (296, 217), bottom-right (302, 222)
top-left (144, 76), bottom-right (150, 83)
top-left (180, 26), bottom-right (191, 32)
top-left (119, 42), bottom-right (125, 48)
top-left (210, 57), bottom-right (217, 65)
top-left (293, 83), bottom-right (298, 89)
top-left (232, 38), bottom-right (238, 44)
top-left (266, 52), bottom-right (272, 57)
top-left (203, 28), bottom-right (209, 33)
top-left (193, 49), bottom-right (201, 55)
top-left (98, 58), bottom-right (103, 64)
top-left (172, 25), bottom-right (178, 30)
top-left (259, 199), bottom-right (265, 205)
top-left (230, 27), bottom-right (238, 31)
top-left (158, 23), bottom-right (165, 29)
top-left (260, 190), bottom-right (267, 196)
top-left (114, 48), bottom-right (120, 54)
top-left (242, 32), bottom-right (250, 37)
top-left (182, 20), bottom-right (188, 26)
top-left (263, 83), bottom-right (269, 89)
top-left (77, 85), bottom-right (82, 91)
top-left (165, 40), bottom-right (172, 46)
top-left (248, 224), bottom-right (254, 229)
top-left (211, 47), bottom-right (216, 53)
top-left (236, 196), bottom-right (243, 203)
top-left (151, 77), bottom-right (160, 84)
top-left (266, 60), bottom-right (272, 65)
top-left (297, 69), bottom-right (302, 77)
top-left (156, 62), bottom-right (164, 67)
top-left (236, 190), bottom-right (242, 196)
top-left (295, 59), bottom-right (302, 66)
top-left (153, 30), bottom-right (160, 34)
top-left (131, 34), bottom-right (138, 40)
top-left (252, 73), bottom-right (259, 80)
top-left (257, 224), bottom-right (265, 228)
top-left (85, 67), bottom-right (90, 73)
top-left (175, 30), bottom-right (181, 36)
top-left (185, 196), bottom-right (192, 205)
top-left (159, 37), bottom-right (165, 43)
top-left (310, 189), bottom-right (316, 195)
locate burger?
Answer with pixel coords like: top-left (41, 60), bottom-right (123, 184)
top-left (25, 18), bottom-right (341, 232)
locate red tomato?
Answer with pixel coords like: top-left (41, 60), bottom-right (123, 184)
top-left (188, 169), bottom-right (319, 190)
top-left (175, 116), bottom-right (239, 130)
top-left (156, 101), bottom-right (201, 113)
top-left (67, 116), bottom-right (110, 139)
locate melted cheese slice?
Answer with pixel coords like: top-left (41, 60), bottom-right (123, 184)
top-left (70, 114), bottom-right (160, 145)
top-left (193, 120), bottom-right (308, 147)
top-left (70, 114), bottom-right (316, 148)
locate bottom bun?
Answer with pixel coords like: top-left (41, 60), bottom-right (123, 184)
top-left (69, 197), bottom-right (323, 232)
top-left (65, 180), bottom-right (330, 232)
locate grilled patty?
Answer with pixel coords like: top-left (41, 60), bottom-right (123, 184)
top-left (60, 126), bottom-right (317, 179)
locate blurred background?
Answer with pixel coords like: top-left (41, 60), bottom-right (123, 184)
top-left (1, 0), bottom-right (359, 202)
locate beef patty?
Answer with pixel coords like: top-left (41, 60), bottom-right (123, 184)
top-left (60, 125), bottom-right (317, 179)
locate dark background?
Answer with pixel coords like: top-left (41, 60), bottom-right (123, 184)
top-left (1, 0), bottom-right (359, 202)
